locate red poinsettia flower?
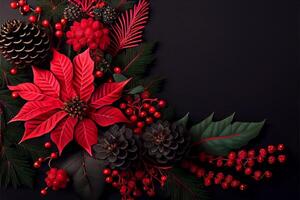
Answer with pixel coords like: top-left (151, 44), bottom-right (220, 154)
top-left (8, 49), bottom-right (129, 155)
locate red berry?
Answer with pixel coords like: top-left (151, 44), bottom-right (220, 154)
top-left (128, 180), bottom-right (136, 188)
top-left (254, 170), bottom-right (262, 180)
top-left (35, 6), bottom-right (42, 13)
top-left (137, 121), bottom-right (145, 128)
top-left (277, 144), bottom-right (285, 151)
top-left (221, 182), bottom-right (229, 189)
top-left (120, 185), bottom-right (127, 194)
top-left (111, 170), bottom-right (119, 177)
top-left (204, 178), bottom-right (212, 186)
top-left (235, 165), bottom-right (243, 172)
top-left (247, 159), bottom-right (255, 167)
top-left (55, 30), bottom-right (63, 38)
top-left (9, 68), bottom-right (17, 75)
top-left (10, 2), bottom-right (19, 9)
top-left (141, 91), bottom-right (150, 99)
top-left (103, 168), bottom-right (111, 175)
top-left (40, 189), bottom-right (47, 196)
top-left (244, 168), bottom-right (252, 176)
top-left (18, 0), bottom-right (26, 7)
top-left (135, 170), bottom-right (145, 180)
top-left (267, 145), bottom-right (276, 154)
top-left (113, 67), bottom-right (122, 74)
top-left (33, 161), bottom-right (41, 168)
top-left (257, 155), bottom-right (264, 163)
top-left (11, 91), bottom-right (19, 99)
top-left (239, 184), bottom-right (248, 191)
top-left (133, 189), bottom-right (142, 197)
top-left (264, 170), bottom-right (272, 178)
top-left (148, 106), bottom-right (156, 114)
top-left (238, 150), bottom-right (247, 159)
top-left (268, 156), bottom-right (276, 164)
top-left (216, 159), bottom-right (223, 167)
top-left (216, 172), bottom-right (224, 180)
top-left (226, 159), bottom-right (234, 167)
top-left (41, 20), bottom-right (50, 27)
top-left (143, 103), bottom-right (150, 109)
top-left (145, 117), bottom-right (153, 124)
top-left (119, 103), bottom-right (127, 109)
top-left (130, 115), bottom-right (138, 122)
top-left (44, 142), bottom-right (52, 149)
top-left (147, 189), bottom-right (156, 197)
top-left (228, 151), bottom-right (236, 160)
top-left (61, 18), bottom-right (67, 25)
top-left (105, 176), bottom-right (113, 183)
top-left (153, 112), bottom-right (161, 119)
top-left (133, 127), bottom-right (142, 135)
top-left (161, 175), bottom-right (167, 182)
top-left (50, 152), bottom-right (58, 159)
top-left (38, 157), bottom-right (44, 162)
top-left (125, 108), bottom-right (133, 115)
top-left (208, 171), bottom-right (214, 178)
top-left (112, 182), bottom-right (119, 188)
top-left (142, 178), bottom-right (151, 186)
top-left (139, 111), bottom-right (147, 118)
top-left (95, 70), bottom-right (104, 78)
top-left (196, 168), bottom-right (205, 178)
top-left (23, 5), bottom-right (30, 12)
top-left (28, 15), bottom-right (37, 23)
top-left (278, 155), bottom-right (286, 163)
top-left (55, 23), bottom-right (63, 30)
top-left (225, 175), bottom-right (233, 183)
top-left (190, 164), bottom-right (198, 174)
top-left (158, 100), bottom-right (166, 108)
top-left (248, 150), bottom-right (256, 158)
top-left (259, 148), bottom-right (267, 157)
top-left (231, 180), bottom-right (240, 188)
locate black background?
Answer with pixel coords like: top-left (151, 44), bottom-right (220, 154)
top-left (0, 0), bottom-right (299, 200)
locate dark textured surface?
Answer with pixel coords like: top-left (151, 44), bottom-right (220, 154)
top-left (0, 0), bottom-right (299, 200)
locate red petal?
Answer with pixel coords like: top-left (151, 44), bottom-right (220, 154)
top-left (74, 118), bottom-right (98, 155)
top-left (32, 66), bottom-right (60, 98)
top-left (51, 117), bottom-right (78, 155)
top-left (50, 49), bottom-right (76, 101)
top-left (10, 100), bottom-right (63, 123)
top-left (20, 111), bottom-right (68, 143)
top-left (90, 106), bottom-right (129, 127)
top-left (8, 83), bottom-right (45, 101)
top-left (90, 79), bottom-right (130, 109)
top-left (73, 49), bottom-right (94, 102)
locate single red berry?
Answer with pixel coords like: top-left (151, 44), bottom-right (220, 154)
top-left (228, 151), bottom-right (236, 160)
top-left (55, 23), bottom-right (63, 30)
top-left (41, 19), bottom-right (50, 27)
top-left (190, 164), bottom-right (198, 174)
top-left (161, 175), bottom-right (167, 182)
top-left (95, 70), bottom-right (104, 78)
top-left (139, 111), bottom-right (147, 118)
top-left (221, 182), bottom-right (229, 189)
top-left (105, 176), bottom-right (113, 183)
top-left (226, 159), bottom-right (234, 167)
top-left (137, 121), bottom-right (145, 128)
top-left (9, 68), bottom-right (17, 75)
top-left (10, 2), bottom-right (19, 9)
top-left (125, 108), bottom-right (133, 115)
top-left (147, 189), bottom-right (156, 197)
top-left (120, 185), bottom-right (127, 194)
top-left (34, 6), bottom-right (42, 13)
top-left (112, 182), bottom-right (119, 188)
top-left (141, 91), bottom-right (150, 99)
top-left (277, 144), bottom-right (285, 151)
top-left (135, 170), bottom-right (145, 180)
top-left (44, 142), bottom-right (52, 149)
top-left (130, 115), bottom-right (138, 122)
top-left (50, 152), bottom-right (58, 159)
top-left (55, 30), bottom-right (63, 38)
top-left (148, 106), bottom-right (156, 114)
top-left (254, 170), bottom-right (262, 180)
top-left (142, 178), bottom-right (151, 186)
top-left (231, 180), bottom-right (240, 188)
top-left (208, 171), bottom-right (215, 178)
top-left (268, 156), bottom-right (276, 164)
top-left (196, 168), bottom-right (205, 178)
top-left (103, 168), bottom-right (111, 175)
top-left (247, 159), bottom-right (255, 167)
top-left (18, 0), bottom-right (26, 7)
top-left (128, 180), bottom-right (136, 189)
top-left (113, 67), bottom-right (122, 74)
top-left (257, 155), bottom-right (264, 163)
top-left (143, 103), bottom-right (150, 109)
top-left (225, 175), bottom-right (233, 183)
top-left (153, 112), bottom-right (161, 119)
top-left (238, 150), bottom-right (247, 159)
top-left (216, 172), bottom-right (224, 180)
top-left (239, 184), bottom-right (248, 191)
top-left (60, 18), bottom-right (67, 25)
top-left (133, 127), bottom-right (142, 135)
top-left (259, 148), bottom-right (267, 157)
top-left (133, 189), bottom-right (142, 197)
top-left (22, 5), bottom-right (30, 12)
top-left (33, 161), bottom-right (41, 168)
top-left (40, 189), bottom-right (47, 196)
top-left (278, 155), bottom-right (286, 163)
top-left (216, 159), bottom-right (223, 167)
top-left (244, 168), bottom-right (252, 176)
top-left (11, 91), bottom-right (19, 99)
top-left (268, 145), bottom-right (276, 154)
top-left (264, 170), bottom-right (273, 178)
top-left (38, 157), bottom-right (44, 162)
top-left (112, 170), bottom-right (119, 177)
top-left (28, 15), bottom-right (37, 23)
top-left (145, 117), bottom-right (153, 124)
top-left (248, 150), bottom-right (256, 158)
top-left (235, 165), bottom-right (243, 172)
top-left (158, 100), bottom-right (167, 108)
top-left (204, 178), bottom-right (212, 186)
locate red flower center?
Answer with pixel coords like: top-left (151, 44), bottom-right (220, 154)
top-left (63, 96), bottom-right (88, 120)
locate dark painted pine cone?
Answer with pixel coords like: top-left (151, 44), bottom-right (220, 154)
top-left (93, 5), bottom-right (118, 24)
top-left (142, 121), bottom-right (190, 165)
top-left (93, 125), bottom-right (138, 169)
top-left (0, 20), bottom-right (50, 68)
top-left (63, 3), bottom-right (83, 22)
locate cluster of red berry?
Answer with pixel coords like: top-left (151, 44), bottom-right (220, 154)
top-left (33, 142), bottom-right (58, 169)
top-left (94, 66), bottom-right (122, 78)
top-left (103, 166), bottom-right (169, 200)
top-left (40, 168), bottom-right (70, 195)
top-left (119, 91), bottom-right (167, 135)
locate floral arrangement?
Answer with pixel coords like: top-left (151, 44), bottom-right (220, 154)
top-left (0, 0), bottom-right (287, 200)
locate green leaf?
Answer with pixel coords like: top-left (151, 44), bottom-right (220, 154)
top-left (164, 167), bottom-right (211, 200)
top-left (0, 89), bottom-right (23, 121)
top-left (113, 73), bottom-right (128, 82)
top-left (190, 113), bottom-right (214, 141)
top-left (128, 85), bottom-right (144, 94)
top-left (59, 151), bottom-right (105, 200)
top-left (35, 0), bottom-right (67, 22)
top-left (175, 113), bottom-right (189, 127)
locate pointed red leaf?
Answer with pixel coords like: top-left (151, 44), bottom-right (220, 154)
top-left (8, 83), bottom-right (45, 101)
top-left (10, 100), bottom-right (63, 123)
top-left (108, 0), bottom-right (150, 56)
top-left (90, 106), bottom-right (129, 127)
top-left (73, 49), bottom-right (95, 102)
top-left (20, 111), bottom-right (68, 142)
top-left (50, 49), bottom-right (76, 101)
top-left (51, 117), bottom-right (78, 155)
top-left (32, 66), bottom-right (60, 98)
top-left (74, 118), bottom-right (98, 155)
top-left (90, 79), bottom-right (130, 109)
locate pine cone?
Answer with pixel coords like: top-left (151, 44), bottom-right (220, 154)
top-left (93, 125), bottom-right (138, 169)
top-left (0, 20), bottom-right (50, 68)
top-left (93, 5), bottom-right (118, 24)
top-left (63, 3), bottom-right (83, 22)
top-left (142, 121), bottom-right (190, 165)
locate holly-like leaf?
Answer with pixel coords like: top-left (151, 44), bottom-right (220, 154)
top-left (128, 85), bottom-right (144, 94)
top-left (175, 113), bottom-right (189, 127)
top-left (113, 73), bottom-right (128, 82)
top-left (191, 114), bottom-right (265, 156)
top-left (59, 151), bottom-right (105, 200)
top-left (32, 67), bottom-right (60, 98)
top-left (50, 49), bottom-right (76, 101)
top-left (73, 49), bottom-right (95, 102)
top-left (90, 79), bottom-right (130, 109)
top-left (91, 106), bottom-right (129, 127)
top-left (74, 119), bottom-right (98, 155)
top-left (108, 0), bottom-right (150, 56)
top-left (51, 117), bottom-right (78, 155)
top-left (8, 83), bottom-right (45, 101)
